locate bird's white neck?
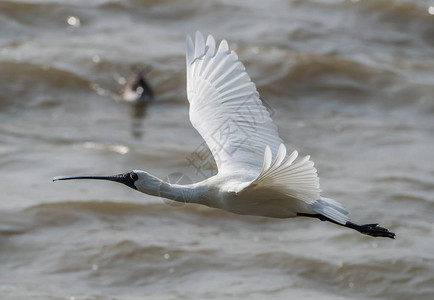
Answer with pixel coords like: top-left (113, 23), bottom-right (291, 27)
top-left (134, 171), bottom-right (198, 204)
top-left (159, 181), bottom-right (197, 203)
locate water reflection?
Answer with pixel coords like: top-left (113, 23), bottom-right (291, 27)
top-left (130, 101), bottom-right (147, 139)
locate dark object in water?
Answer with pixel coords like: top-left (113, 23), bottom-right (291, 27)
top-left (122, 68), bottom-right (154, 103)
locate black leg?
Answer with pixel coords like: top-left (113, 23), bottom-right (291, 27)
top-left (297, 213), bottom-right (395, 239)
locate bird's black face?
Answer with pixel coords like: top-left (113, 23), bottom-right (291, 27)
top-left (119, 171), bottom-right (139, 190)
top-left (53, 171), bottom-right (139, 190)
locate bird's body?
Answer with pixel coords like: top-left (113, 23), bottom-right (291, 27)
top-left (54, 31), bottom-right (395, 239)
top-left (128, 169), bottom-right (308, 219)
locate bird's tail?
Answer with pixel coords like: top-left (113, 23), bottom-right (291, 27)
top-left (311, 197), bottom-right (349, 225)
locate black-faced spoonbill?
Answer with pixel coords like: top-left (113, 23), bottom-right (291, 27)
top-left (54, 32), bottom-right (395, 239)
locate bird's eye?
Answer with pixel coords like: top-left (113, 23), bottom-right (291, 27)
top-left (130, 172), bottom-right (138, 181)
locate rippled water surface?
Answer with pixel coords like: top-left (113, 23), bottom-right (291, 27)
top-left (1, 0), bottom-right (434, 299)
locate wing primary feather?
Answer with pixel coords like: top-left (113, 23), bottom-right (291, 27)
top-left (275, 144), bottom-right (287, 165)
top-left (218, 40), bottom-right (229, 53)
top-left (212, 60), bottom-right (241, 87)
top-left (205, 35), bottom-right (216, 57)
top-left (263, 144), bottom-right (287, 178)
top-left (206, 54), bottom-right (236, 86)
top-left (186, 35), bottom-right (194, 65)
top-left (216, 71), bottom-right (247, 92)
top-left (262, 146), bottom-right (272, 173)
top-left (282, 150), bottom-right (298, 167)
top-left (194, 31), bottom-right (205, 58)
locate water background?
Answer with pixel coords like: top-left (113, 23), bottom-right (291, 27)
top-left (1, 0), bottom-right (434, 299)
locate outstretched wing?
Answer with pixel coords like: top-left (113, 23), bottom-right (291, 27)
top-left (247, 144), bottom-right (321, 204)
top-left (186, 31), bottom-right (283, 176)
top-left (244, 144), bottom-right (348, 223)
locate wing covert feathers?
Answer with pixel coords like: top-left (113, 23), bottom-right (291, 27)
top-left (251, 144), bottom-right (321, 204)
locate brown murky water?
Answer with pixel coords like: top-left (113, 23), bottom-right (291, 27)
top-left (1, 0), bottom-right (434, 299)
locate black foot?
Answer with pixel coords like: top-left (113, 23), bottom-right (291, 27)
top-left (297, 213), bottom-right (396, 239)
top-left (346, 222), bottom-right (395, 239)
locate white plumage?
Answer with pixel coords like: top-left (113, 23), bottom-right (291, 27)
top-left (54, 31), bottom-right (395, 239)
top-left (184, 31), bottom-right (333, 221)
top-left (186, 32), bottom-right (282, 175)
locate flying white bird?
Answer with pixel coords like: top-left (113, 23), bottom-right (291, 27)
top-left (54, 32), bottom-right (395, 239)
